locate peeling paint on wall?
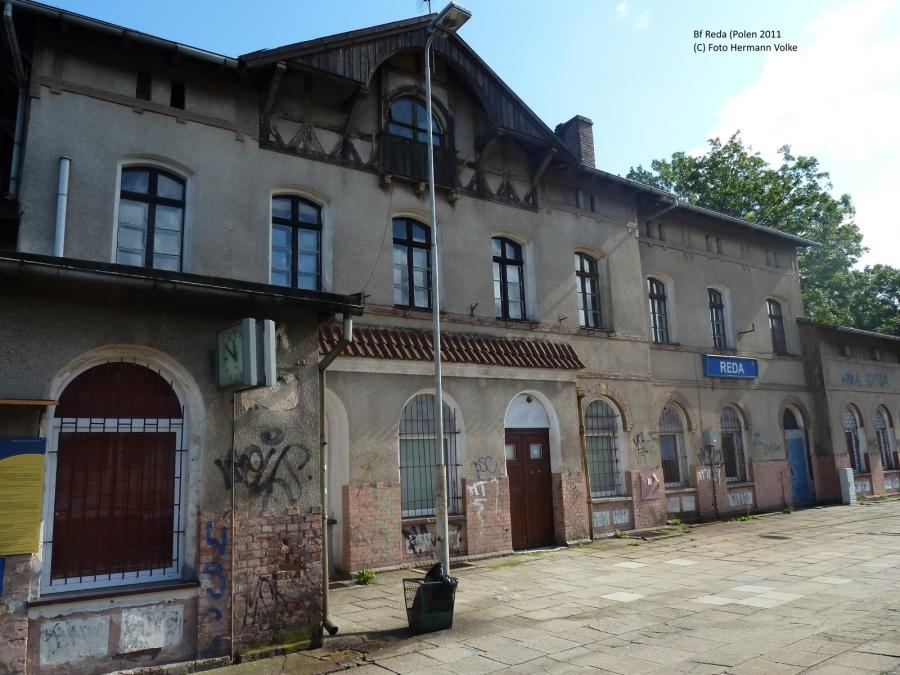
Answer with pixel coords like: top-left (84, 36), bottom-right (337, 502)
top-left (40, 616), bottom-right (110, 666)
top-left (119, 604), bottom-right (183, 653)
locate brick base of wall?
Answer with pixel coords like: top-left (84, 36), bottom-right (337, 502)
top-left (231, 509), bottom-right (323, 652)
top-left (0, 554), bottom-right (31, 675)
top-left (464, 477), bottom-right (512, 555)
top-left (812, 454), bottom-right (845, 503)
top-left (552, 471), bottom-right (590, 544)
top-left (629, 471), bottom-right (666, 530)
top-left (869, 454), bottom-right (885, 495)
top-left (752, 460), bottom-right (790, 511)
top-left (198, 513), bottom-right (233, 659)
top-left (344, 483), bottom-right (401, 572)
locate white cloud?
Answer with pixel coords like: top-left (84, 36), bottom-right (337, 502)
top-left (616, 2), bottom-right (628, 17)
top-left (707, 0), bottom-right (900, 267)
top-left (634, 9), bottom-right (651, 31)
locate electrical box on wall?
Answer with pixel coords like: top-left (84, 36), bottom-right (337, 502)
top-left (702, 429), bottom-right (720, 447)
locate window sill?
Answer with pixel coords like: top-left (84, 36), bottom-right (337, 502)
top-left (589, 495), bottom-right (631, 504)
top-left (578, 327), bottom-right (615, 338)
top-left (664, 485), bottom-right (696, 493)
top-left (725, 480), bottom-right (754, 488)
top-left (30, 579), bottom-right (198, 608)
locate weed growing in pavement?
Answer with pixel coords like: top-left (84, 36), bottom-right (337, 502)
top-left (783, 506), bottom-right (794, 514)
top-left (613, 529), bottom-right (628, 538)
top-left (627, 540), bottom-right (640, 546)
top-left (487, 558), bottom-right (523, 569)
top-left (680, 525), bottom-right (693, 534)
top-left (730, 513), bottom-right (759, 522)
top-left (667, 518), bottom-right (682, 527)
top-left (355, 568), bottom-right (376, 585)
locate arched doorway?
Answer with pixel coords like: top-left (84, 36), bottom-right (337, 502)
top-left (504, 393), bottom-right (553, 549)
top-left (783, 407), bottom-right (813, 504)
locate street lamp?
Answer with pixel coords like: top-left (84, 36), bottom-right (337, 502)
top-left (425, 2), bottom-right (471, 574)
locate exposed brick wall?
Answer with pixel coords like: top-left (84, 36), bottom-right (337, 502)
top-left (0, 554), bottom-right (31, 675)
top-left (869, 454), bottom-right (884, 495)
top-left (629, 471), bottom-right (666, 530)
top-left (589, 499), bottom-right (633, 536)
top-left (552, 471), bottom-right (590, 543)
top-left (752, 460), bottom-right (790, 510)
top-left (812, 454), bottom-right (845, 502)
top-left (231, 508), bottom-right (322, 652)
top-left (554, 115), bottom-right (595, 167)
top-left (692, 464), bottom-right (730, 518)
top-left (198, 513), bottom-right (232, 659)
top-left (344, 483), bottom-right (401, 572)
top-left (464, 477), bottom-right (512, 555)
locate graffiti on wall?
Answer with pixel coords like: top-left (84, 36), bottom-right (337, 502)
top-left (215, 429), bottom-right (312, 507)
top-left (632, 432), bottom-right (649, 456)
top-left (200, 521), bottom-right (229, 657)
top-left (841, 372), bottom-right (889, 388)
top-left (466, 479), bottom-right (501, 530)
top-left (471, 456), bottom-right (499, 481)
top-left (243, 539), bottom-right (316, 632)
top-left (402, 523), bottom-right (461, 555)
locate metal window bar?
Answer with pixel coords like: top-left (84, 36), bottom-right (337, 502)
top-left (708, 289), bottom-right (726, 349)
top-left (720, 407), bottom-right (747, 482)
top-left (399, 394), bottom-right (460, 517)
top-left (584, 400), bottom-right (621, 497)
top-left (44, 360), bottom-right (185, 592)
top-left (648, 278), bottom-right (669, 344)
top-left (843, 409), bottom-right (867, 473)
top-left (659, 405), bottom-right (687, 487)
top-left (874, 411), bottom-right (895, 470)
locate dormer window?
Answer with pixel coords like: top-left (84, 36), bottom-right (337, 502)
top-left (387, 97), bottom-right (443, 146)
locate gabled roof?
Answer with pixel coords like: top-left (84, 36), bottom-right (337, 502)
top-left (241, 15), bottom-right (569, 154)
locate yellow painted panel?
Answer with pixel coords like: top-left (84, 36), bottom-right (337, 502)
top-left (0, 453), bottom-right (45, 555)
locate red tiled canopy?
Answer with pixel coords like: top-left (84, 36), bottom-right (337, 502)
top-left (320, 325), bottom-right (584, 370)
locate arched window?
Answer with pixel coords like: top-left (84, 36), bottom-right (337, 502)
top-left (843, 407), bottom-right (866, 473)
top-left (708, 289), bottom-right (727, 349)
top-left (387, 97), bottom-right (443, 146)
top-left (399, 394), bottom-right (460, 517)
top-left (271, 195), bottom-right (322, 290)
top-left (492, 237), bottom-right (526, 320)
top-left (721, 406), bottom-right (747, 482)
top-left (874, 408), bottom-right (895, 471)
top-left (648, 278), bottom-right (669, 344)
top-left (768, 299), bottom-right (787, 354)
top-left (659, 405), bottom-right (687, 487)
top-left (783, 408), bottom-right (800, 430)
top-left (46, 362), bottom-right (186, 591)
top-left (575, 253), bottom-right (602, 329)
top-left (393, 218), bottom-right (431, 308)
top-left (584, 399), bottom-right (624, 497)
top-left (116, 166), bottom-right (185, 271)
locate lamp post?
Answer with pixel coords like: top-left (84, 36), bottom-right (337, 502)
top-left (425, 2), bottom-right (471, 574)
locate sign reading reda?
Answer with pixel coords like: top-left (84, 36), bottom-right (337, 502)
top-left (703, 354), bottom-right (759, 379)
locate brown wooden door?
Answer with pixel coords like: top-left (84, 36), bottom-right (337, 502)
top-left (505, 429), bottom-right (554, 549)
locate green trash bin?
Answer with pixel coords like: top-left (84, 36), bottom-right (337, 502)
top-left (403, 578), bottom-right (456, 634)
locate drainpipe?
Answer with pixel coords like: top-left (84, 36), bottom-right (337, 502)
top-left (54, 157), bottom-right (71, 257)
top-left (318, 313), bottom-right (353, 639)
top-left (576, 387), bottom-right (593, 541)
top-left (3, 2), bottom-right (27, 198)
top-left (645, 195), bottom-right (679, 228)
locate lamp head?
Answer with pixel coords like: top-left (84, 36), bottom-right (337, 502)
top-left (428, 2), bottom-right (472, 36)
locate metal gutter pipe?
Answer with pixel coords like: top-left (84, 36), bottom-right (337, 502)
top-left (645, 195), bottom-right (679, 226)
top-left (53, 157), bottom-right (70, 256)
top-left (4, 2), bottom-right (26, 197)
top-left (318, 313), bottom-right (352, 640)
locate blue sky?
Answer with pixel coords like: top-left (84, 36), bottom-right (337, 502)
top-left (43, 0), bottom-right (899, 266)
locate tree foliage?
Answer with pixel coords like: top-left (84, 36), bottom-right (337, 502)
top-left (627, 132), bottom-right (899, 335)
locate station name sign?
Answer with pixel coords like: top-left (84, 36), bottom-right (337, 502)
top-left (703, 354), bottom-right (758, 379)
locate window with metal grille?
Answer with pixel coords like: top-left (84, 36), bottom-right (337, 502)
top-left (659, 405), bottom-right (687, 487)
top-left (874, 409), bottom-right (895, 470)
top-left (493, 237), bottom-right (526, 321)
top-left (768, 299), bottom-right (787, 354)
top-left (585, 399), bottom-right (623, 497)
top-left (399, 394), bottom-right (460, 517)
top-left (387, 97), bottom-right (442, 146)
top-left (116, 167), bottom-right (185, 271)
top-left (708, 289), bottom-right (726, 349)
top-left (393, 218), bottom-right (431, 309)
top-left (721, 406), bottom-right (747, 482)
top-left (575, 253), bottom-right (602, 329)
top-left (271, 195), bottom-right (322, 290)
top-left (843, 407), bottom-right (866, 473)
top-left (45, 362), bottom-right (186, 592)
top-left (648, 277), bottom-right (669, 344)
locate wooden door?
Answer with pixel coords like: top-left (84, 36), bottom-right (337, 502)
top-left (505, 429), bottom-right (554, 549)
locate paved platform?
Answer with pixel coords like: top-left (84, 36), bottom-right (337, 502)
top-left (210, 500), bottom-right (900, 674)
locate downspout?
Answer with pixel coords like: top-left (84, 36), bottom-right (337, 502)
top-left (54, 157), bottom-right (70, 256)
top-left (3, 2), bottom-right (27, 198)
top-left (645, 195), bottom-right (679, 228)
top-left (318, 313), bottom-right (353, 639)
top-left (576, 387), bottom-right (593, 541)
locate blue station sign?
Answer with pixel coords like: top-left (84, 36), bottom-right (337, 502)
top-left (703, 354), bottom-right (758, 379)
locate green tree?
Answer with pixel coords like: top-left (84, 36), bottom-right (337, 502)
top-left (627, 132), bottom-right (898, 335)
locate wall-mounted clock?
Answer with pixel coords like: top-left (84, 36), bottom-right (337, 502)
top-left (217, 318), bottom-right (257, 387)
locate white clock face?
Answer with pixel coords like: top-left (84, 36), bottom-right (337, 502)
top-left (218, 324), bottom-right (244, 386)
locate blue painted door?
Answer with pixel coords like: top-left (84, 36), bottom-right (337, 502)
top-left (786, 431), bottom-right (813, 504)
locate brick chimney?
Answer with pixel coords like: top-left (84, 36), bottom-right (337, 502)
top-left (555, 115), bottom-right (595, 168)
